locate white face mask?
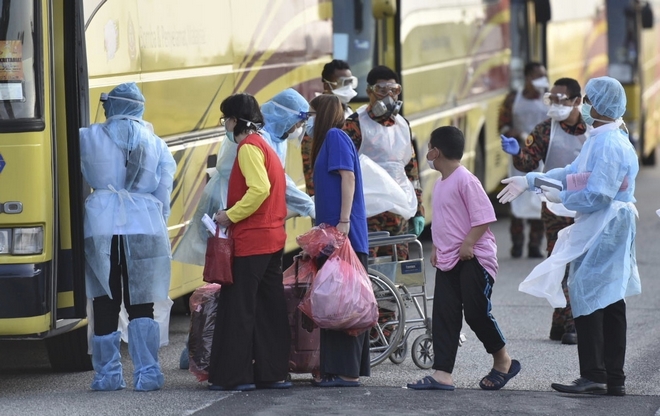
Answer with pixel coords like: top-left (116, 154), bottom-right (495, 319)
top-left (287, 126), bottom-right (303, 142)
top-left (426, 159), bottom-right (436, 170)
top-left (547, 104), bottom-right (573, 121)
top-left (332, 85), bottom-right (358, 104)
top-left (531, 76), bottom-right (550, 93)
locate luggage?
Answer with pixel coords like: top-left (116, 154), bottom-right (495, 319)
top-left (283, 256), bottom-right (320, 375)
top-left (188, 283), bottom-right (222, 382)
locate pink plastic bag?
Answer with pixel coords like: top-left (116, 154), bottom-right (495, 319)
top-left (299, 237), bottom-right (378, 336)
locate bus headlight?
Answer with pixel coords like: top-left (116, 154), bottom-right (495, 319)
top-left (0, 229), bottom-right (11, 254)
top-left (12, 227), bottom-right (44, 254)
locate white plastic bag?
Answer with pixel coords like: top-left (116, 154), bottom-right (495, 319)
top-left (359, 154), bottom-right (416, 219)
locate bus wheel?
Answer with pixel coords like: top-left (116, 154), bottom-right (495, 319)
top-left (45, 326), bottom-right (92, 372)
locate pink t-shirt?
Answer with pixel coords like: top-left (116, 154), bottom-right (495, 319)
top-left (431, 165), bottom-right (498, 279)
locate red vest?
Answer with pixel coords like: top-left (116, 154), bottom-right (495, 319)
top-left (227, 133), bottom-right (287, 256)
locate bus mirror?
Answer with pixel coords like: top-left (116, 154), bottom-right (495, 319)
top-left (534, 0), bottom-right (551, 24)
top-left (372, 0), bottom-right (396, 19)
top-left (641, 2), bottom-right (654, 29)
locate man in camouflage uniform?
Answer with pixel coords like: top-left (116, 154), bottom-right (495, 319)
top-left (501, 77), bottom-right (587, 345)
top-left (303, 64), bottom-right (424, 259)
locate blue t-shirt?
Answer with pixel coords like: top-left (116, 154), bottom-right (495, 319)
top-left (313, 128), bottom-right (368, 254)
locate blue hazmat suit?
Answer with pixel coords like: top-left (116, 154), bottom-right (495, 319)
top-left (172, 88), bottom-right (314, 266)
top-left (80, 82), bottom-right (177, 304)
top-left (519, 77), bottom-right (641, 317)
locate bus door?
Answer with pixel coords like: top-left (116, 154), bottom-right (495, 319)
top-left (509, 0), bottom-right (551, 88)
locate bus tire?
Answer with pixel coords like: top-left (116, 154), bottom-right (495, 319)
top-left (45, 326), bottom-right (92, 372)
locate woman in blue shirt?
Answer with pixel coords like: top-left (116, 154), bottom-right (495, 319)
top-left (308, 94), bottom-right (370, 387)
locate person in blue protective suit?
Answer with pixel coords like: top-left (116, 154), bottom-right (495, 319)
top-left (172, 88), bottom-right (314, 267)
top-left (497, 76), bottom-right (641, 397)
top-left (80, 82), bottom-right (177, 391)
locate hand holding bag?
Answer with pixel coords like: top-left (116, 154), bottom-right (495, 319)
top-left (202, 226), bottom-right (234, 286)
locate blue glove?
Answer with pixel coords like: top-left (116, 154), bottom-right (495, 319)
top-left (412, 216), bottom-right (425, 236)
top-left (500, 134), bottom-right (520, 155)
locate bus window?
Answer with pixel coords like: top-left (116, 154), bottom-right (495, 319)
top-left (333, 0), bottom-right (376, 101)
top-left (0, 0), bottom-right (41, 126)
top-left (607, 0), bottom-right (638, 83)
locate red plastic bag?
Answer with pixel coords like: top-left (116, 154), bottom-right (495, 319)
top-left (188, 283), bottom-right (221, 382)
top-left (296, 223), bottom-right (345, 257)
top-left (283, 255), bottom-right (317, 286)
top-left (203, 228), bottom-right (233, 286)
top-left (299, 237), bottom-right (378, 336)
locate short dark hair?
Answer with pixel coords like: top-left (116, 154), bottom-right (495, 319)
top-left (367, 65), bottom-right (398, 85)
top-left (553, 77), bottom-right (581, 99)
top-left (220, 93), bottom-right (264, 136)
top-left (524, 62), bottom-right (543, 77)
top-left (322, 59), bottom-right (351, 81)
top-left (430, 126), bottom-right (464, 160)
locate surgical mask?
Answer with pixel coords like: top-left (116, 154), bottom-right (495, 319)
top-left (226, 130), bottom-right (236, 143)
top-left (547, 104), bottom-right (573, 121)
top-left (331, 85), bottom-right (357, 105)
top-left (426, 159), bottom-right (436, 170)
top-left (371, 95), bottom-right (402, 118)
top-left (287, 126), bottom-right (303, 142)
top-left (531, 76), bottom-right (549, 93)
top-left (305, 116), bottom-right (315, 138)
top-left (580, 103), bottom-right (613, 126)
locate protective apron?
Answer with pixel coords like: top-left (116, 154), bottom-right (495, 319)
top-left (518, 122), bottom-right (641, 317)
top-left (357, 106), bottom-right (417, 219)
top-left (509, 91), bottom-right (547, 218)
top-left (542, 120), bottom-right (588, 217)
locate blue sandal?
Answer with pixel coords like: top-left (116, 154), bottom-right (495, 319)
top-left (479, 359), bottom-right (521, 390)
top-left (407, 376), bottom-right (455, 391)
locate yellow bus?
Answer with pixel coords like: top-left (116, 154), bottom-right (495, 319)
top-left (511, 0), bottom-right (660, 164)
top-left (0, 0), bottom-right (331, 371)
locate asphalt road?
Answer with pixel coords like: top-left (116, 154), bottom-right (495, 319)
top-left (3, 163), bottom-right (660, 415)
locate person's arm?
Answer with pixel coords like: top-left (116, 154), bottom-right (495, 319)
top-left (225, 144), bottom-right (270, 223)
top-left (337, 169), bottom-right (355, 235)
top-left (459, 224), bottom-right (490, 261)
top-left (284, 173), bottom-right (315, 218)
top-left (512, 121), bottom-right (550, 172)
top-left (403, 124), bottom-right (424, 218)
top-left (153, 138), bottom-right (177, 222)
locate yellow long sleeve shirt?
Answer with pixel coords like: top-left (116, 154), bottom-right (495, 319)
top-left (226, 144), bottom-right (271, 223)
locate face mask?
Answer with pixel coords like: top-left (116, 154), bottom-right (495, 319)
top-left (426, 159), bottom-right (436, 170)
top-left (305, 116), bottom-right (315, 138)
top-left (372, 95), bottom-right (403, 118)
top-left (226, 130), bottom-right (236, 143)
top-left (287, 126), bottom-right (303, 142)
top-left (331, 85), bottom-right (358, 105)
top-left (580, 103), bottom-right (613, 126)
top-left (547, 104), bottom-right (573, 121)
top-left (531, 76), bottom-right (549, 93)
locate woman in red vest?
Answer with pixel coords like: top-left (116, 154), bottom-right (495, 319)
top-left (207, 93), bottom-right (291, 391)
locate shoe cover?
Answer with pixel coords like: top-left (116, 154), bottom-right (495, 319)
top-left (91, 331), bottom-right (127, 391)
top-left (128, 318), bottom-right (164, 391)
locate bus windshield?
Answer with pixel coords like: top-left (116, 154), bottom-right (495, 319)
top-left (0, 0), bottom-right (40, 123)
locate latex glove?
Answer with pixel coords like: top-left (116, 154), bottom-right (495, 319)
top-left (497, 176), bottom-right (528, 204)
top-left (500, 134), bottom-right (520, 155)
top-left (540, 185), bottom-right (562, 203)
top-left (411, 216), bottom-right (425, 236)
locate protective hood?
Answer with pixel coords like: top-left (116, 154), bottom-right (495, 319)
top-left (261, 88), bottom-right (309, 141)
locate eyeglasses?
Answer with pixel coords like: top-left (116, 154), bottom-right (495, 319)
top-left (369, 82), bottom-right (402, 96)
top-left (323, 76), bottom-right (358, 89)
top-left (543, 92), bottom-right (576, 106)
top-left (219, 116), bottom-right (232, 126)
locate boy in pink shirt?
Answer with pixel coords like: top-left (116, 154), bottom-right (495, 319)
top-left (407, 126), bottom-right (520, 391)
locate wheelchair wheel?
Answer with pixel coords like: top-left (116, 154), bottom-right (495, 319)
top-left (388, 338), bottom-right (408, 365)
top-left (369, 269), bottom-right (406, 367)
top-left (411, 333), bottom-right (434, 369)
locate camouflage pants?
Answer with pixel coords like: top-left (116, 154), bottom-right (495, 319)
top-left (510, 217), bottom-right (544, 248)
top-left (367, 211), bottom-right (408, 259)
top-left (542, 203), bottom-right (575, 330)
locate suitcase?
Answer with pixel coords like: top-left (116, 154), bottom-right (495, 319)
top-left (283, 256), bottom-right (320, 375)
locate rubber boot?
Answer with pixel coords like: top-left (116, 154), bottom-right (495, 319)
top-left (127, 318), bottom-right (165, 391)
top-left (91, 331), bottom-right (127, 391)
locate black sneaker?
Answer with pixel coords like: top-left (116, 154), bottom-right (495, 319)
top-left (551, 377), bottom-right (607, 395)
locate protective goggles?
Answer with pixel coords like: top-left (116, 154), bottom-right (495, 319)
top-left (369, 82), bottom-right (402, 96)
top-left (543, 92), bottom-right (575, 106)
top-left (323, 76), bottom-right (358, 89)
top-left (100, 92), bottom-right (144, 105)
